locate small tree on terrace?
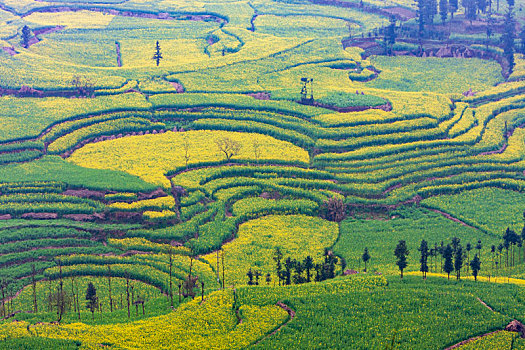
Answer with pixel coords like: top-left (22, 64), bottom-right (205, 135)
top-left (470, 254), bottom-right (481, 281)
top-left (418, 239), bottom-right (429, 279)
top-left (85, 282), bottom-right (99, 321)
top-left (455, 244), bottom-right (464, 280)
top-left (439, 0), bottom-right (448, 23)
top-left (273, 247), bottom-right (283, 285)
top-left (252, 139), bottom-right (262, 162)
top-left (71, 76), bottom-right (94, 98)
top-left (215, 137), bottom-right (242, 161)
top-left (443, 244), bottom-right (454, 280)
top-left (394, 240), bottom-right (409, 279)
top-left (21, 25), bottom-right (32, 49)
top-left (304, 255), bottom-right (314, 283)
top-left (383, 16), bottom-right (397, 55)
top-left (362, 247), bottom-right (370, 272)
top-left (182, 137), bottom-right (191, 167)
top-left (153, 41), bottom-right (163, 66)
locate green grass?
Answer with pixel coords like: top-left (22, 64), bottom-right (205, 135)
top-left (333, 207), bottom-right (499, 274)
top-left (0, 156), bottom-right (157, 192)
top-left (238, 275), bottom-right (513, 349)
top-left (317, 91), bottom-right (388, 108)
top-left (366, 56), bottom-right (503, 94)
top-left (421, 188), bottom-right (525, 236)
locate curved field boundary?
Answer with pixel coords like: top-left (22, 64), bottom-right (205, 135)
top-left (445, 330), bottom-right (503, 350)
top-left (253, 301), bottom-right (296, 345)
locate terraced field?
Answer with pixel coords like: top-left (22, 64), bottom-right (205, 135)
top-left (1, 0), bottom-right (525, 348)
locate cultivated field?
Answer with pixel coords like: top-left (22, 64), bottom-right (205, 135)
top-left (1, 0), bottom-right (525, 348)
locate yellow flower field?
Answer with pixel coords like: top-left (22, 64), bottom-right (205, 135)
top-left (68, 130), bottom-right (309, 188)
top-left (204, 215), bottom-right (339, 285)
top-left (1, 290), bottom-right (288, 350)
top-left (25, 11), bottom-right (115, 29)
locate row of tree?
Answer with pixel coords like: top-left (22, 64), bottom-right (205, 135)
top-left (394, 238), bottom-right (482, 280)
top-left (249, 248), bottom-right (342, 286)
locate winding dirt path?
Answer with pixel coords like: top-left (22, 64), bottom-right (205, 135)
top-left (254, 301), bottom-right (296, 345)
top-left (425, 208), bottom-right (478, 230)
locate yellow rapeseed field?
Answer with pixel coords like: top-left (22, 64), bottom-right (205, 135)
top-left (204, 215), bottom-right (339, 285)
top-left (2, 290), bottom-right (288, 349)
top-left (68, 130), bottom-right (309, 188)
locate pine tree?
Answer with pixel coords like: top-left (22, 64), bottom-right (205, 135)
top-left (502, 6), bottom-right (516, 76)
top-left (265, 273), bottom-right (271, 285)
top-left (284, 257), bottom-right (293, 285)
top-left (470, 254), bottom-right (481, 281)
top-left (466, 243), bottom-right (472, 274)
top-left (418, 240), bottom-right (429, 279)
top-left (362, 248), bottom-right (371, 272)
top-left (273, 248), bottom-right (283, 285)
top-left (383, 16), bottom-right (397, 55)
top-left (152, 41), bottom-right (163, 66)
top-left (303, 256), bottom-right (314, 283)
top-left (394, 240), bottom-right (409, 278)
top-left (476, 239), bottom-right (482, 261)
top-left (254, 270), bottom-right (261, 285)
top-left (439, 0), bottom-right (448, 23)
top-left (443, 244), bottom-right (454, 280)
top-left (21, 25), bottom-right (31, 49)
top-left (246, 269), bottom-right (254, 285)
top-left (85, 282), bottom-right (98, 321)
top-left (462, 0), bottom-right (477, 23)
top-left (455, 244), bottom-right (464, 280)
top-left (449, 0), bottom-right (458, 18)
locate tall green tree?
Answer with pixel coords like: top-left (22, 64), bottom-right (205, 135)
top-left (439, 0), bottom-right (448, 23)
top-left (462, 0), bottom-right (477, 23)
top-left (470, 254), bottom-right (481, 281)
top-left (85, 282), bottom-right (98, 321)
top-left (246, 269), bottom-right (254, 285)
top-left (284, 257), bottom-right (293, 285)
top-left (418, 240), bottom-right (429, 279)
top-left (466, 243), bottom-right (472, 274)
top-left (502, 6), bottom-right (516, 76)
top-left (362, 247), bottom-right (371, 272)
top-left (21, 25), bottom-right (31, 49)
top-left (273, 248), bottom-right (283, 285)
top-left (394, 240), bottom-right (409, 278)
top-left (455, 244), bottom-right (464, 280)
top-left (443, 244), bottom-right (454, 280)
top-left (476, 239), bottom-right (482, 260)
top-left (449, 0), bottom-right (458, 18)
top-left (384, 16), bottom-right (397, 55)
top-left (152, 41), bottom-right (163, 66)
top-left (303, 256), bottom-right (314, 283)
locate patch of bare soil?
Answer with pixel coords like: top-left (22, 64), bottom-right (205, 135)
top-left (1, 47), bottom-right (17, 56)
top-left (383, 7), bottom-right (416, 20)
top-left (63, 189), bottom-right (106, 200)
top-left (247, 92), bottom-right (271, 100)
top-left (20, 213), bottom-right (58, 219)
top-left (62, 213), bottom-right (105, 222)
top-left (169, 82), bottom-right (185, 93)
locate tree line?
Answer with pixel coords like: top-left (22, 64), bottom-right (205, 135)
top-left (393, 221), bottom-right (525, 281)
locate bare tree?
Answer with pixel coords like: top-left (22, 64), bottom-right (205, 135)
top-left (253, 139), bottom-right (262, 162)
top-left (183, 137), bottom-right (191, 167)
top-left (107, 266), bottom-right (113, 313)
top-left (215, 137), bottom-right (241, 161)
top-left (71, 76), bottom-right (94, 98)
top-left (31, 264), bottom-right (37, 314)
